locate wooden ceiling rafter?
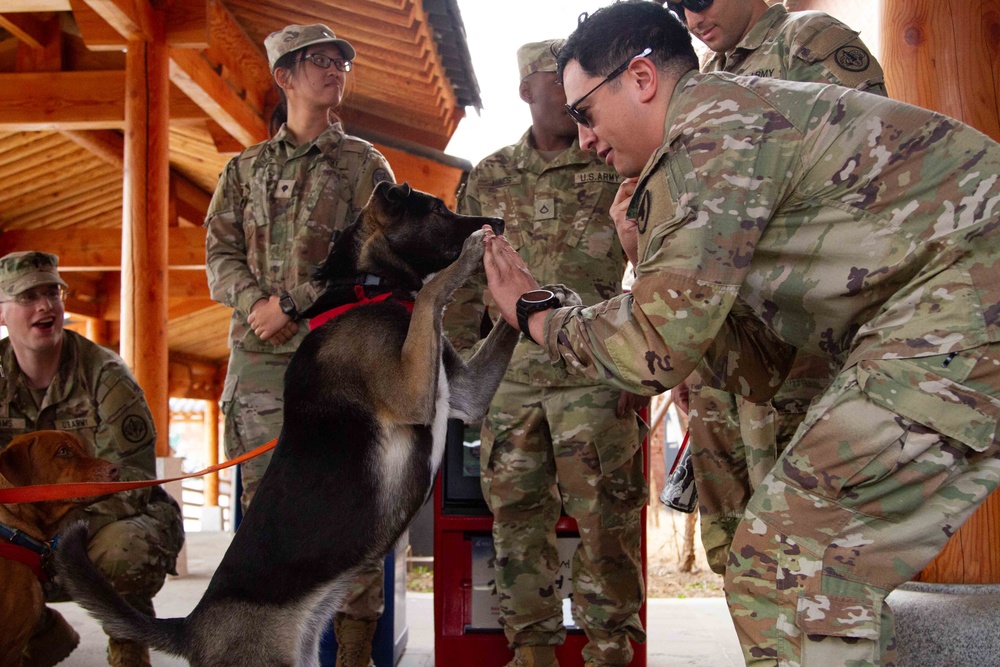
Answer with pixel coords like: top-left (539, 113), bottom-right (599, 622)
top-left (0, 0), bottom-right (482, 370)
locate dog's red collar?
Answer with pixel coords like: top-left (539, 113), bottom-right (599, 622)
top-left (0, 538), bottom-right (50, 581)
top-left (309, 285), bottom-right (414, 330)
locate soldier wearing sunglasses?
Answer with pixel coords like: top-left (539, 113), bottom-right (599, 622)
top-left (481, 3), bottom-right (1000, 666)
top-left (660, 0), bottom-right (888, 579)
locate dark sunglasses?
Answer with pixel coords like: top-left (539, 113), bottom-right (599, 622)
top-left (564, 47), bottom-right (653, 128)
top-left (296, 53), bottom-right (353, 72)
top-left (666, 0), bottom-right (714, 15)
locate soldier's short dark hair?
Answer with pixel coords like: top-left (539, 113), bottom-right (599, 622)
top-left (557, 1), bottom-right (698, 81)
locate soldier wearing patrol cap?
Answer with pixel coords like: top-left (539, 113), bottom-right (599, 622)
top-left (482, 3), bottom-right (1000, 665)
top-left (444, 39), bottom-right (647, 667)
top-left (0, 251), bottom-right (184, 667)
top-left (205, 23), bottom-right (393, 667)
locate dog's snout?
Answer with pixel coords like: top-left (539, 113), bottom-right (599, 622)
top-left (489, 218), bottom-right (505, 235)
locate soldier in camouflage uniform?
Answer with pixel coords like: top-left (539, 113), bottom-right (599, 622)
top-left (205, 24), bottom-right (394, 667)
top-left (444, 41), bottom-right (646, 667)
top-left (481, 3), bottom-right (1000, 665)
top-left (666, 0), bottom-right (888, 575)
top-left (0, 251), bottom-right (184, 667)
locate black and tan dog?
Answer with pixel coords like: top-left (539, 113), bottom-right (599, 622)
top-left (54, 182), bottom-right (522, 666)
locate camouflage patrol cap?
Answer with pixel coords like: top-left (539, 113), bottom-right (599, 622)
top-left (0, 251), bottom-right (68, 297)
top-left (517, 39), bottom-right (564, 80)
top-left (264, 24), bottom-right (356, 73)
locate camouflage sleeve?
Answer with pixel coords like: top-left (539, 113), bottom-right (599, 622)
top-left (443, 171), bottom-right (488, 358)
top-left (286, 147), bottom-right (396, 313)
top-left (789, 14), bottom-right (886, 95)
top-left (82, 359), bottom-right (158, 523)
top-left (204, 157), bottom-right (268, 316)
top-left (542, 95), bottom-right (803, 398)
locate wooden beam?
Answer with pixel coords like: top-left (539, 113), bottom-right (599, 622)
top-left (0, 12), bottom-right (48, 49)
top-left (72, 0), bottom-right (208, 50)
top-left (81, 0), bottom-right (152, 42)
top-left (204, 0), bottom-right (270, 117)
top-left (0, 0), bottom-right (69, 10)
top-left (0, 71), bottom-right (124, 130)
top-left (60, 129), bottom-right (211, 226)
top-left (0, 72), bottom-right (209, 130)
top-left (169, 48), bottom-right (267, 149)
top-left (13, 16), bottom-right (63, 72)
top-left (0, 226), bottom-right (207, 269)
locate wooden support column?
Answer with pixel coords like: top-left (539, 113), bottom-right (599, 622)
top-left (121, 22), bottom-right (171, 457)
top-left (882, 0), bottom-right (1000, 585)
top-left (204, 398), bottom-right (220, 507)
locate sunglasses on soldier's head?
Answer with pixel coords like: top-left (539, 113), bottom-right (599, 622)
top-left (564, 47), bottom-right (653, 128)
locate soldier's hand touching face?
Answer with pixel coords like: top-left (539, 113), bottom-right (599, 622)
top-left (611, 178), bottom-right (640, 264)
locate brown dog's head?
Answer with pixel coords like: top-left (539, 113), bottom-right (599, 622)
top-left (0, 431), bottom-right (120, 537)
top-left (305, 182), bottom-right (505, 314)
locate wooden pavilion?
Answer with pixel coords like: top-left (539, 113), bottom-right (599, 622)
top-left (0, 0), bottom-right (480, 518)
top-left (0, 0), bottom-right (997, 588)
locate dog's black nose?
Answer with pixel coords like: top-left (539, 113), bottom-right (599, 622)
top-left (489, 218), bottom-right (505, 235)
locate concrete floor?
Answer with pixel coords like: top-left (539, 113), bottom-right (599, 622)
top-left (57, 530), bottom-right (744, 667)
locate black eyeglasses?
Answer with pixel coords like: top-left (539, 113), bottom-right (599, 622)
top-left (297, 53), bottom-right (353, 72)
top-left (564, 47), bottom-right (652, 128)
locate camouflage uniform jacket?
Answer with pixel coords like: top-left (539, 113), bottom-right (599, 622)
top-left (449, 130), bottom-right (626, 387)
top-left (205, 121), bottom-right (394, 354)
top-left (702, 3), bottom-right (886, 95)
top-left (543, 72), bottom-right (1000, 449)
top-left (0, 330), bottom-right (174, 529)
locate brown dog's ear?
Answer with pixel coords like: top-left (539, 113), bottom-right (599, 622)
top-left (0, 433), bottom-right (37, 487)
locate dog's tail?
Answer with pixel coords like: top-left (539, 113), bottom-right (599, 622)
top-left (54, 522), bottom-right (188, 657)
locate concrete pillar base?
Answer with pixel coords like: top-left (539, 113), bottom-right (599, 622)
top-left (890, 582), bottom-right (1000, 666)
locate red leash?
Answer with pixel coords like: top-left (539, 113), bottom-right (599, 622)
top-left (0, 437), bottom-right (278, 505)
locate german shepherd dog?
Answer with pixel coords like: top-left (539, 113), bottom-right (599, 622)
top-left (54, 182), bottom-right (523, 666)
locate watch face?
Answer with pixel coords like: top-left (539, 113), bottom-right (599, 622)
top-left (521, 289), bottom-right (556, 304)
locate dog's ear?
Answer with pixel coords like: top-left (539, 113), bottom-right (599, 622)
top-left (0, 433), bottom-right (37, 487)
top-left (385, 182), bottom-right (412, 203)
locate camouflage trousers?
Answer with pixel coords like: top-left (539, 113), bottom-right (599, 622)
top-left (726, 347), bottom-right (1000, 666)
top-left (687, 353), bottom-right (828, 574)
top-left (480, 381), bottom-right (647, 666)
top-left (221, 346), bottom-right (384, 621)
top-left (47, 488), bottom-right (184, 616)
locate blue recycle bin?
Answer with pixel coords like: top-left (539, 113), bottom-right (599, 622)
top-left (233, 467), bottom-right (409, 666)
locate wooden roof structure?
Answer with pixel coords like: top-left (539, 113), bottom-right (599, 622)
top-left (0, 0), bottom-right (480, 402)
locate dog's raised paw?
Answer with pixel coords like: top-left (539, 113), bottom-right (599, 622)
top-left (541, 283), bottom-right (583, 308)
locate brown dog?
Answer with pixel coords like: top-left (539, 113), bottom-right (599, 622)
top-left (0, 430), bottom-right (119, 667)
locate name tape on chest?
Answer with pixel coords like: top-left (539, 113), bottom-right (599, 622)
top-left (0, 418), bottom-right (27, 430)
top-left (575, 171), bottom-right (623, 185)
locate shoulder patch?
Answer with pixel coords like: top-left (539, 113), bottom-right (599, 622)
top-left (372, 168), bottom-right (392, 187)
top-left (122, 414), bottom-right (149, 444)
top-left (834, 46), bottom-right (870, 72)
top-left (635, 188), bottom-right (652, 235)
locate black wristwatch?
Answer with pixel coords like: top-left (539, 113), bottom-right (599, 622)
top-left (278, 291), bottom-right (298, 319)
top-left (515, 289), bottom-right (560, 345)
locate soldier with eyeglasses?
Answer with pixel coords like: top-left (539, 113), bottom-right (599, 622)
top-left (204, 23), bottom-right (394, 667)
top-left (0, 250), bottom-right (185, 667)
